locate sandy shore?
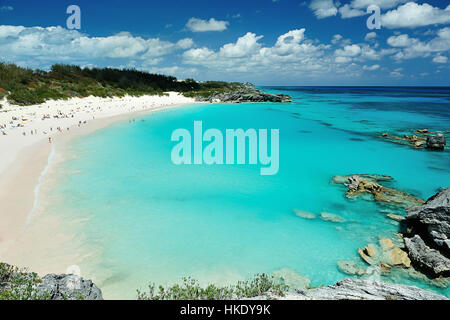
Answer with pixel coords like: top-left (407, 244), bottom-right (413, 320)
top-left (0, 92), bottom-right (197, 276)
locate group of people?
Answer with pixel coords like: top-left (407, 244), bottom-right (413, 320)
top-left (1, 108), bottom-right (92, 143)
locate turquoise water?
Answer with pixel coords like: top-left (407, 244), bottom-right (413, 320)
top-left (47, 87), bottom-right (449, 299)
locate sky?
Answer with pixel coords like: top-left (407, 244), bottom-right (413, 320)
top-left (0, 0), bottom-right (449, 86)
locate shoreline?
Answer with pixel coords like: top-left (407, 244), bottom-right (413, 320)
top-left (0, 93), bottom-right (198, 276)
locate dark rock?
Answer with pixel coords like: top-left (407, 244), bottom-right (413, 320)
top-left (196, 83), bottom-right (292, 103)
top-left (426, 133), bottom-right (446, 150)
top-left (405, 188), bottom-right (450, 255)
top-left (404, 235), bottom-right (450, 278)
top-left (38, 274), bottom-right (103, 300)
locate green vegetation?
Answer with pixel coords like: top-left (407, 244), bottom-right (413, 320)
top-left (0, 263), bottom-right (50, 300)
top-left (137, 274), bottom-right (288, 300)
top-left (0, 62), bottom-right (243, 106)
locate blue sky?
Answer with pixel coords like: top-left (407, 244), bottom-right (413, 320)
top-left (0, 0), bottom-right (449, 85)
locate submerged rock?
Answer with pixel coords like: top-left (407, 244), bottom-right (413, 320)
top-left (332, 174), bottom-right (424, 208)
top-left (320, 212), bottom-right (346, 223)
top-left (271, 268), bottom-right (311, 290)
top-left (379, 238), bottom-right (395, 250)
top-left (337, 261), bottom-right (366, 276)
top-left (250, 278), bottom-right (448, 300)
top-left (404, 235), bottom-right (450, 278)
top-left (293, 209), bottom-right (316, 219)
top-left (426, 133), bottom-right (446, 151)
top-left (387, 213), bottom-right (405, 222)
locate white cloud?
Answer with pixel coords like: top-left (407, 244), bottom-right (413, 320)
top-left (0, 6), bottom-right (13, 12)
top-left (331, 34), bottom-right (343, 44)
top-left (309, 0), bottom-right (338, 19)
top-left (387, 27), bottom-right (450, 60)
top-left (339, 4), bottom-right (366, 19)
top-left (176, 38), bottom-right (194, 49)
top-left (364, 32), bottom-right (377, 41)
top-left (432, 55), bottom-right (448, 63)
top-left (220, 32), bottom-right (263, 58)
top-left (390, 67), bottom-right (404, 77)
top-left (183, 47), bottom-right (215, 63)
top-left (387, 34), bottom-right (412, 47)
top-left (183, 29), bottom-right (332, 75)
top-left (382, 2), bottom-right (450, 29)
top-left (186, 17), bottom-right (229, 32)
top-left (0, 25), bottom-right (194, 69)
top-left (335, 44), bottom-right (361, 57)
top-left (335, 56), bottom-right (352, 63)
top-left (350, 0), bottom-right (408, 10)
top-left (363, 64), bottom-right (380, 71)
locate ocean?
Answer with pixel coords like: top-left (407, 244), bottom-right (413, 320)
top-left (43, 87), bottom-right (450, 299)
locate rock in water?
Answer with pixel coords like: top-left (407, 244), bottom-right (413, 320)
top-left (384, 247), bottom-right (411, 268)
top-left (332, 174), bottom-right (424, 208)
top-left (405, 188), bottom-right (450, 255)
top-left (271, 268), bottom-right (311, 290)
top-left (38, 274), bottom-right (103, 300)
top-left (320, 212), bottom-right (346, 223)
top-left (337, 261), bottom-right (366, 276)
top-left (404, 235), bottom-right (450, 278)
top-left (293, 209), bottom-right (316, 219)
top-left (387, 213), bottom-right (405, 222)
top-left (426, 133), bottom-right (446, 150)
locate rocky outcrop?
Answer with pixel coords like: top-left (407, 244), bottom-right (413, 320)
top-left (404, 235), bottom-right (450, 278)
top-left (332, 174), bottom-right (424, 208)
top-left (0, 262), bottom-right (103, 300)
top-left (196, 84), bottom-right (292, 103)
top-left (37, 274), bottom-right (103, 300)
top-left (379, 130), bottom-right (448, 151)
top-left (250, 278), bottom-right (448, 300)
top-left (357, 239), bottom-right (411, 270)
top-left (405, 188), bottom-right (450, 255)
top-left (426, 133), bottom-right (446, 151)
top-left (403, 188), bottom-right (450, 278)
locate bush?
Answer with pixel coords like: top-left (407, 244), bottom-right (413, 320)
top-left (0, 61), bottom-right (246, 106)
top-left (137, 274), bottom-right (288, 300)
top-left (0, 263), bottom-right (51, 300)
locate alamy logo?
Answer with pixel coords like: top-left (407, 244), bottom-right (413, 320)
top-left (66, 5), bottom-right (81, 30)
top-left (171, 121), bottom-right (279, 176)
top-left (66, 265), bottom-right (82, 290)
top-left (366, 5), bottom-right (381, 30)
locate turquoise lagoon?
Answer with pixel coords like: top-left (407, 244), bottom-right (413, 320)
top-left (45, 87), bottom-right (450, 299)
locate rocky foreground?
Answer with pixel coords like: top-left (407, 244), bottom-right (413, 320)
top-left (195, 83), bottom-right (292, 103)
top-left (0, 263), bottom-right (103, 300)
top-left (2, 187), bottom-right (448, 300)
top-left (252, 278), bottom-right (447, 300)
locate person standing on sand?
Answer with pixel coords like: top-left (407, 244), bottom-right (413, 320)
top-left (48, 137), bottom-right (52, 143)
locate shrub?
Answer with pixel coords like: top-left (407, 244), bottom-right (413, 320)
top-left (0, 263), bottom-right (51, 300)
top-left (137, 274), bottom-right (288, 300)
